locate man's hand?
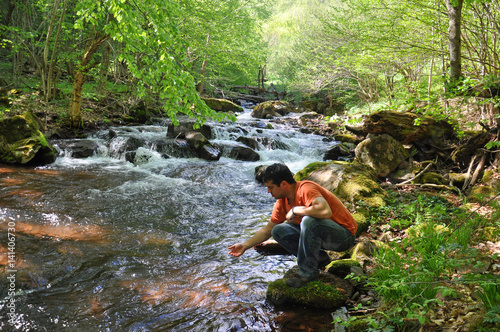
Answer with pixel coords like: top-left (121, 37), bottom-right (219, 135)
top-left (228, 243), bottom-right (246, 257)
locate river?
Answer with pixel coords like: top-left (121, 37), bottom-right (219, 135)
top-left (0, 105), bottom-right (337, 331)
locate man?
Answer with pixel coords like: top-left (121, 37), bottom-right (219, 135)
top-left (228, 163), bottom-right (357, 288)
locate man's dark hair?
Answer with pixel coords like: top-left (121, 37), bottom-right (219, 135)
top-left (262, 163), bottom-right (296, 186)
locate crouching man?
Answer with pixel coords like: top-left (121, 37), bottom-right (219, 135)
top-left (228, 163), bottom-right (357, 288)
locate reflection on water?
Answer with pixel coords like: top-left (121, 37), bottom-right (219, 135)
top-left (0, 110), bottom-right (337, 331)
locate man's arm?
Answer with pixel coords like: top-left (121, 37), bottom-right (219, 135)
top-left (286, 196), bottom-right (332, 220)
top-left (228, 220), bottom-right (276, 257)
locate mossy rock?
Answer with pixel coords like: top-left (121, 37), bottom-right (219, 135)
top-left (352, 212), bottom-right (370, 236)
top-left (294, 161), bottom-right (388, 208)
top-left (267, 268), bottom-right (353, 309)
top-left (415, 172), bottom-right (446, 185)
top-left (362, 110), bottom-right (455, 144)
top-left (0, 111), bottom-right (57, 165)
top-left (335, 134), bottom-right (360, 144)
top-left (201, 97), bottom-right (243, 113)
top-left (449, 172), bottom-right (468, 187)
top-left (349, 239), bottom-right (389, 264)
top-left (251, 100), bottom-right (294, 119)
top-left (467, 185), bottom-right (496, 204)
top-left (325, 258), bottom-right (361, 278)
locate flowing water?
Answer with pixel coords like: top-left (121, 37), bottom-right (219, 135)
top-left (0, 105), bottom-right (336, 331)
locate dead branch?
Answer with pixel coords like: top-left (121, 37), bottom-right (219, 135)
top-left (395, 160), bottom-right (436, 186)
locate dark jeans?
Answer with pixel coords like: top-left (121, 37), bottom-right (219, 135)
top-left (271, 216), bottom-right (355, 279)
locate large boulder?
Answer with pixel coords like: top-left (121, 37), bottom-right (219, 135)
top-left (355, 134), bottom-right (409, 177)
top-left (201, 97), bottom-right (243, 113)
top-left (251, 100), bottom-right (294, 119)
top-left (360, 110), bottom-right (455, 144)
top-left (0, 112), bottom-right (57, 165)
top-left (294, 161), bottom-right (388, 208)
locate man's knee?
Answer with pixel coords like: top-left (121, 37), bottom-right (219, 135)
top-left (271, 223), bottom-right (286, 240)
top-left (300, 216), bottom-right (318, 230)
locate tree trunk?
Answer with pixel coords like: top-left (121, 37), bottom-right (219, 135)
top-left (97, 40), bottom-right (111, 96)
top-left (445, 0), bottom-right (463, 82)
top-left (198, 57), bottom-right (208, 95)
top-left (68, 32), bottom-right (109, 127)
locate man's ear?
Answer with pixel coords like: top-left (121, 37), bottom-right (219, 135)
top-left (280, 180), bottom-right (288, 188)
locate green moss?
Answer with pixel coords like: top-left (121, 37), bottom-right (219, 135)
top-left (468, 186), bottom-right (496, 203)
top-left (352, 212), bottom-right (370, 236)
top-left (334, 173), bottom-right (387, 208)
top-left (415, 172), bottom-right (446, 185)
top-left (267, 279), bottom-right (344, 309)
top-left (335, 134), bottom-right (358, 144)
top-left (326, 258), bottom-right (361, 277)
top-left (294, 161), bottom-right (331, 181)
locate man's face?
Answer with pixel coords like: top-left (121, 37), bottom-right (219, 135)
top-left (265, 180), bottom-right (286, 200)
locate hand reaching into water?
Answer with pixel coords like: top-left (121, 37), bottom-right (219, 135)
top-left (228, 243), bottom-right (246, 257)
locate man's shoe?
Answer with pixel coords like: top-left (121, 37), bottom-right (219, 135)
top-left (285, 275), bottom-right (317, 288)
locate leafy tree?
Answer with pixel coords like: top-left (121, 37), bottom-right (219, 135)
top-left (70, 0), bottom-right (238, 127)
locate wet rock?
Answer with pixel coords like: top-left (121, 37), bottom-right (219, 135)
top-left (56, 139), bottom-right (99, 158)
top-left (267, 267), bottom-right (353, 309)
top-left (256, 137), bottom-right (290, 150)
top-left (236, 136), bottom-right (259, 150)
top-left (228, 145), bottom-right (260, 161)
top-left (254, 165), bottom-right (268, 184)
top-left (108, 136), bottom-right (145, 159)
top-left (197, 144), bottom-right (222, 161)
top-left (0, 111), bottom-right (57, 165)
top-left (152, 138), bottom-right (195, 159)
top-left (324, 143), bottom-right (353, 161)
top-left (167, 121), bottom-right (212, 139)
top-left (185, 132), bottom-right (222, 161)
top-left (355, 134), bottom-right (409, 177)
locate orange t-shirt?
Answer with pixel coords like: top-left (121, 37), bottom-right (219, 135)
top-left (270, 180), bottom-right (358, 236)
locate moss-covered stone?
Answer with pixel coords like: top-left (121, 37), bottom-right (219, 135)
top-left (335, 134), bottom-right (360, 144)
top-left (0, 111), bottom-right (57, 165)
top-left (349, 239), bottom-right (389, 264)
top-left (415, 172), bottom-right (446, 185)
top-left (294, 161), bottom-right (388, 208)
top-left (201, 97), bottom-right (243, 113)
top-left (355, 134), bottom-right (409, 177)
top-left (449, 172), bottom-right (468, 187)
top-left (467, 185), bottom-right (496, 203)
top-left (326, 258), bottom-right (361, 277)
top-left (251, 100), bottom-right (294, 119)
top-left (266, 269), bottom-right (352, 309)
top-left (362, 110), bottom-right (455, 144)
top-left (352, 212), bottom-right (370, 236)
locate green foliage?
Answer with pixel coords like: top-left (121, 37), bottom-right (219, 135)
top-left (352, 191), bottom-right (500, 329)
